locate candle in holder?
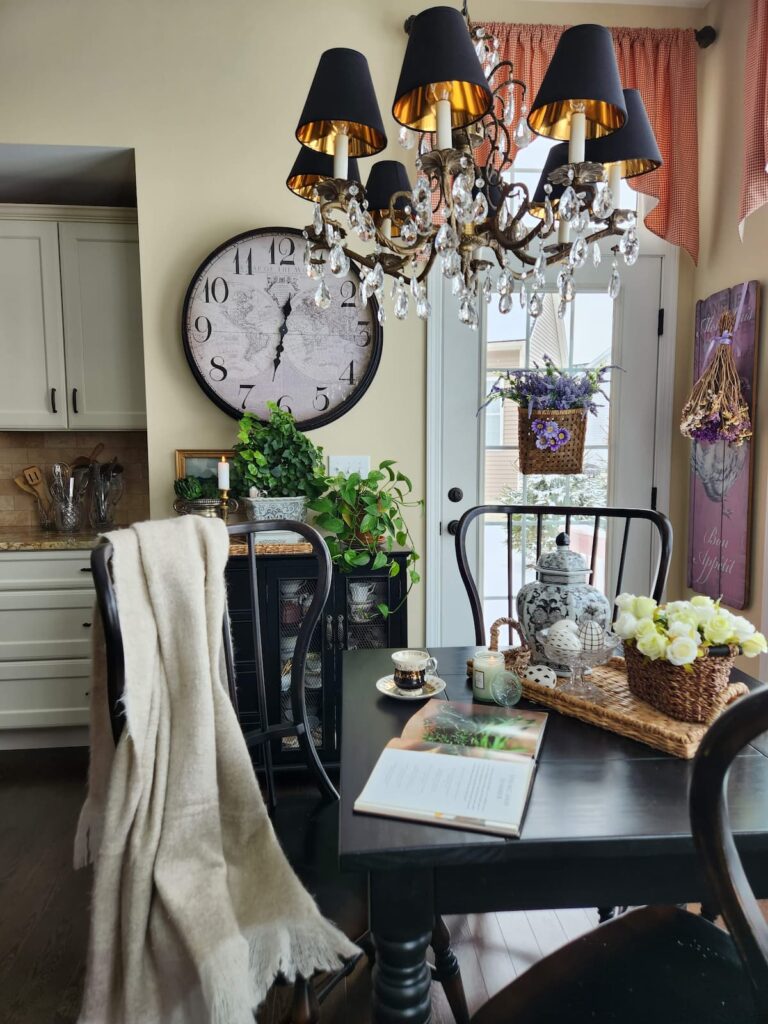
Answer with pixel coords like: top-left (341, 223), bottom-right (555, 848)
top-left (217, 456), bottom-right (230, 490)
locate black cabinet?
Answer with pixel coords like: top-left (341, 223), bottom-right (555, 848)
top-left (226, 552), bottom-right (409, 767)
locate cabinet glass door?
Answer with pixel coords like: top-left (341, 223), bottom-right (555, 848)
top-left (276, 574), bottom-right (329, 755)
top-left (342, 574), bottom-right (395, 650)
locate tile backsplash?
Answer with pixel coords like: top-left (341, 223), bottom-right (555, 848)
top-left (0, 430), bottom-right (149, 528)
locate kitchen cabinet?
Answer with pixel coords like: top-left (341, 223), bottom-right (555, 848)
top-left (226, 552), bottom-right (409, 768)
top-left (0, 550), bottom-right (94, 730)
top-left (0, 213), bottom-right (146, 431)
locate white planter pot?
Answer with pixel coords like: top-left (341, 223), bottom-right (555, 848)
top-left (242, 495), bottom-right (308, 523)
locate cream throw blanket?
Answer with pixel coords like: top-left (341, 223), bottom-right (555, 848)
top-left (74, 516), bottom-right (358, 1024)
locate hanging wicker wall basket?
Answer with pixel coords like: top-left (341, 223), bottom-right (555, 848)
top-left (518, 407), bottom-right (587, 475)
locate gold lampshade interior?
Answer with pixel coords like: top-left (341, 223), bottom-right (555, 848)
top-left (393, 79), bottom-right (491, 132)
top-left (528, 99), bottom-right (625, 141)
top-left (287, 172), bottom-right (327, 200)
top-left (607, 156), bottom-right (661, 179)
top-left (296, 119), bottom-right (385, 157)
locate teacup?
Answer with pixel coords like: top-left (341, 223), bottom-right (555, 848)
top-left (350, 581), bottom-right (375, 603)
top-left (391, 649), bottom-right (438, 690)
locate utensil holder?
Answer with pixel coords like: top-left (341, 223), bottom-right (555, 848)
top-left (53, 496), bottom-right (84, 533)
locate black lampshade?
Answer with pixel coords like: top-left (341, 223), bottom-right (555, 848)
top-left (528, 25), bottom-right (626, 141)
top-left (286, 148), bottom-right (361, 201)
top-left (530, 143), bottom-right (569, 216)
top-left (365, 160), bottom-right (412, 215)
top-left (392, 6), bottom-right (492, 133)
top-left (585, 89), bottom-right (662, 178)
top-left (296, 48), bottom-right (386, 157)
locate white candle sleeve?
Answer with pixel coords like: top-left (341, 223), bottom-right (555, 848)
top-left (333, 132), bottom-right (349, 179)
top-left (436, 98), bottom-right (453, 150)
top-left (568, 109), bottom-right (586, 165)
top-left (608, 163), bottom-right (622, 203)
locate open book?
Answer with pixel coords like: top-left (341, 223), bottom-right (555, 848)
top-left (354, 700), bottom-right (548, 838)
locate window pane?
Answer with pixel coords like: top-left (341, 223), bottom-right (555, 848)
top-left (572, 292), bottom-right (613, 366)
top-left (487, 298), bottom-right (526, 342)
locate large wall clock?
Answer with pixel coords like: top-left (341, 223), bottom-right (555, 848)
top-left (181, 226), bottom-right (382, 429)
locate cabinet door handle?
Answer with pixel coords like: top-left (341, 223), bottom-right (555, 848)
top-left (325, 614), bottom-right (334, 650)
top-left (337, 614), bottom-right (346, 650)
top-left (80, 566), bottom-right (93, 573)
top-left (50, 387), bottom-right (57, 414)
top-left (72, 387), bottom-right (79, 414)
top-left (82, 622), bottom-right (92, 628)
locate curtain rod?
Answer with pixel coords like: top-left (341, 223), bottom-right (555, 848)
top-left (403, 13), bottom-right (718, 49)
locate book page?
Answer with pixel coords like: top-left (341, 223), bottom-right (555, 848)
top-left (399, 699), bottom-right (547, 761)
top-left (353, 746), bottom-right (535, 837)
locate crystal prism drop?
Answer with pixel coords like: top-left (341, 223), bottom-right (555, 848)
top-left (419, 133), bottom-right (431, 156)
top-left (441, 249), bottom-right (461, 278)
top-left (565, 275), bottom-right (575, 301)
top-left (357, 213), bottom-right (375, 243)
top-left (459, 293), bottom-right (478, 327)
top-left (370, 262), bottom-right (385, 291)
top-left (557, 297), bottom-right (567, 320)
top-left (543, 198), bottom-right (555, 232)
top-left (312, 202), bottom-right (323, 237)
top-left (398, 125), bottom-right (416, 150)
top-left (413, 175), bottom-right (431, 206)
top-left (400, 219), bottom-right (418, 245)
top-left (377, 303), bottom-right (386, 325)
top-left (498, 201), bottom-right (510, 232)
top-left (416, 285), bottom-right (431, 319)
top-left (394, 284), bottom-right (409, 320)
top-left (329, 242), bottom-right (349, 277)
top-left (325, 222), bottom-right (337, 247)
top-left (572, 210), bottom-right (589, 236)
top-left (558, 186), bottom-right (578, 222)
top-left (304, 241), bottom-right (321, 280)
top-left (513, 103), bottom-right (533, 148)
top-left (435, 222), bottom-right (459, 253)
top-left (502, 90), bottom-right (516, 127)
top-left (568, 236), bottom-right (587, 269)
top-left (520, 283), bottom-right (527, 309)
top-left (592, 184), bottom-right (615, 220)
top-left (592, 242), bottom-right (602, 267)
top-left (451, 275), bottom-right (462, 296)
top-left (472, 191), bottom-right (489, 224)
top-left (498, 268), bottom-right (513, 295)
top-left (482, 275), bottom-right (493, 304)
top-left (314, 279), bottom-right (331, 309)
top-left (498, 291), bottom-right (512, 315)
top-left (621, 229), bottom-right (640, 266)
top-left (347, 198), bottom-right (363, 230)
top-left (608, 261), bottom-right (621, 300)
top-left (529, 293), bottom-right (543, 318)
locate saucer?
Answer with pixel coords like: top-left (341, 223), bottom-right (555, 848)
top-left (375, 675), bottom-right (447, 701)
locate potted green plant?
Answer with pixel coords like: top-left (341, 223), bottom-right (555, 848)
top-left (231, 402), bottom-right (326, 522)
top-left (307, 461), bottom-right (422, 616)
top-left (173, 475), bottom-right (223, 518)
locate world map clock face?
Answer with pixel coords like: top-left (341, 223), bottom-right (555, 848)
top-left (181, 227), bottom-right (381, 429)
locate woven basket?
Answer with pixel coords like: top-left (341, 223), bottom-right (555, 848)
top-left (518, 407), bottom-right (587, 475)
top-left (624, 641), bottom-right (748, 723)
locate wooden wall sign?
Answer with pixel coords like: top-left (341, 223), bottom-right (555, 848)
top-left (687, 281), bottom-right (760, 609)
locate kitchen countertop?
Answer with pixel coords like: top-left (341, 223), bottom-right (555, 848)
top-left (0, 525), bottom-right (312, 555)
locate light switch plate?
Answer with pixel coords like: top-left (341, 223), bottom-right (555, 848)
top-left (328, 455), bottom-right (370, 477)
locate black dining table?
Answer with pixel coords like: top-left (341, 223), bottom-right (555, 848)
top-left (339, 646), bottom-right (768, 1024)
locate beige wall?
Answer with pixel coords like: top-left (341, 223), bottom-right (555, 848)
top-left (0, 0), bottom-right (703, 643)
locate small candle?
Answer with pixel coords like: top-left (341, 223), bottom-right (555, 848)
top-left (472, 650), bottom-right (505, 704)
top-left (568, 105), bottom-right (586, 165)
top-left (381, 216), bottom-right (392, 240)
top-left (436, 97), bottom-right (453, 150)
top-left (607, 162), bottom-right (622, 204)
top-left (558, 218), bottom-right (570, 245)
top-left (333, 130), bottom-right (349, 180)
top-left (217, 456), bottom-right (230, 490)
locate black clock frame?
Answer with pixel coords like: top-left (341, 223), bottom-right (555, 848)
top-left (181, 226), bottom-right (383, 431)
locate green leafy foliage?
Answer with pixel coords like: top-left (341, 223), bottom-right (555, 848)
top-left (307, 460), bottom-right (423, 616)
top-left (174, 475), bottom-right (219, 500)
top-left (230, 403), bottom-right (326, 499)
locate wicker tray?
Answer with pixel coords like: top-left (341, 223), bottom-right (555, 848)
top-left (522, 657), bottom-right (748, 759)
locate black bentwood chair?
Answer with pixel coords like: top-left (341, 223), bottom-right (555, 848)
top-left (92, 520), bottom-right (468, 1024)
top-left (470, 685), bottom-right (768, 1023)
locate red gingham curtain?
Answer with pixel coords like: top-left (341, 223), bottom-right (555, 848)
top-left (481, 23), bottom-right (700, 264)
top-left (739, 0), bottom-right (768, 236)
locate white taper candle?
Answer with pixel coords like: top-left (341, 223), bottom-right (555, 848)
top-left (608, 162), bottom-right (622, 204)
top-left (436, 97), bottom-right (453, 150)
top-left (568, 109), bottom-right (586, 165)
top-left (333, 131), bottom-right (349, 179)
top-left (217, 457), bottom-right (230, 490)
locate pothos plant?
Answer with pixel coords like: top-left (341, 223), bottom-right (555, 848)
top-left (307, 460), bottom-right (422, 617)
top-left (230, 402), bottom-right (326, 499)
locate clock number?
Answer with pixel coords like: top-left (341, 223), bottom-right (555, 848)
top-left (193, 315), bottom-right (212, 342)
top-left (340, 280), bottom-right (357, 307)
top-left (233, 248), bottom-right (253, 275)
top-left (239, 383), bottom-right (255, 409)
top-left (356, 320), bottom-right (370, 347)
top-left (276, 394), bottom-right (292, 413)
top-left (203, 276), bottom-right (229, 304)
top-left (339, 361), bottom-right (355, 385)
top-left (209, 356), bottom-right (227, 382)
top-left (269, 237), bottom-right (296, 265)
top-left (313, 386), bottom-right (330, 412)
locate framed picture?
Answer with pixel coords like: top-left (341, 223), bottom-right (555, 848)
top-left (175, 449), bottom-right (233, 480)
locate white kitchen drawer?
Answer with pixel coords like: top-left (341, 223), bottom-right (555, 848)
top-left (0, 658), bottom-right (90, 729)
top-left (0, 550), bottom-right (95, 591)
top-left (0, 589), bottom-right (94, 661)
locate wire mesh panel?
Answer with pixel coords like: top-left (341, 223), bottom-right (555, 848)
top-left (344, 576), bottom-right (389, 650)
top-left (277, 576), bottom-right (323, 751)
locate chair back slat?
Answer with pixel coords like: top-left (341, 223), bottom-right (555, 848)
top-left (455, 504), bottom-right (672, 646)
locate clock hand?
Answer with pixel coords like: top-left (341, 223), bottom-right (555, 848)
top-left (272, 296), bottom-right (293, 381)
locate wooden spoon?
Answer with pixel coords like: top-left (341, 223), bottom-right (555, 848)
top-left (22, 465), bottom-right (53, 513)
top-left (13, 474), bottom-right (39, 499)
top-left (70, 442), bottom-right (105, 470)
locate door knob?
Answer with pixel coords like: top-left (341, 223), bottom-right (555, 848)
top-left (447, 520), bottom-right (459, 535)
top-left (447, 487), bottom-right (464, 502)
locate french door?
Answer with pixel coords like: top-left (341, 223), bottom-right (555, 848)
top-left (427, 253), bottom-right (668, 646)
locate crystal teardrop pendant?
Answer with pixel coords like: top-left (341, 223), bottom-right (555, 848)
top-left (325, 222), bottom-right (337, 247)
top-left (398, 125), bottom-right (416, 150)
top-left (503, 90), bottom-right (516, 127)
top-left (543, 197), bottom-right (555, 232)
top-left (441, 249), bottom-right (461, 278)
top-left (370, 261), bottom-right (385, 292)
top-left (314, 279), bottom-right (331, 309)
top-left (498, 201), bottom-right (510, 232)
top-left (482, 275), bottom-right (493, 303)
top-left (557, 297), bottom-right (567, 320)
top-left (347, 198), bottom-right (363, 230)
top-left (520, 283), bottom-right (527, 308)
top-left (592, 242), bottom-right (602, 267)
top-left (451, 274), bottom-right (463, 296)
top-left (459, 293), bottom-right (478, 328)
top-left (513, 104), bottom-right (533, 148)
top-left (377, 303), bottom-right (386, 325)
top-left (592, 184), bottom-right (615, 220)
top-left (400, 219), bottom-right (418, 245)
top-left (498, 268), bottom-right (513, 295)
top-left (312, 202), bottom-right (323, 237)
top-left (529, 292), bottom-right (543, 318)
top-left (416, 285), bottom-right (431, 319)
top-left (329, 242), bottom-right (349, 277)
top-left (608, 261), bottom-right (621, 300)
top-left (303, 241), bottom-right (320, 280)
top-left (558, 186), bottom-right (578, 222)
top-left (568, 236), bottom-right (587, 269)
top-left (571, 210), bottom-right (589, 236)
top-left (471, 191), bottom-right (489, 224)
top-left (394, 282), bottom-right (409, 320)
top-left (498, 291), bottom-right (512, 315)
top-left (413, 175), bottom-right (431, 207)
top-left (435, 222), bottom-right (459, 253)
top-left (621, 228), bottom-right (640, 266)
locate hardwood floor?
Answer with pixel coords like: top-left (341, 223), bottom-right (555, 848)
top-left (0, 748), bottom-right (732, 1023)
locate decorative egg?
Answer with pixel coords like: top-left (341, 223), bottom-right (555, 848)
top-left (577, 619), bottom-right (605, 652)
top-left (524, 664), bottom-right (557, 688)
top-left (545, 631), bottom-right (582, 660)
top-left (549, 618), bottom-right (579, 637)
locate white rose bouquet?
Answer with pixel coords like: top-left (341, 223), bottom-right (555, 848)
top-left (614, 593), bottom-right (767, 667)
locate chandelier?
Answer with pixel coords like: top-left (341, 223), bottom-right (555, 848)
top-left (287, 7), bottom-right (662, 329)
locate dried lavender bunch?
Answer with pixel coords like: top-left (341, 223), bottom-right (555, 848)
top-left (680, 311), bottom-right (752, 446)
top-left (482, 356), bottom-right (612, 417)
